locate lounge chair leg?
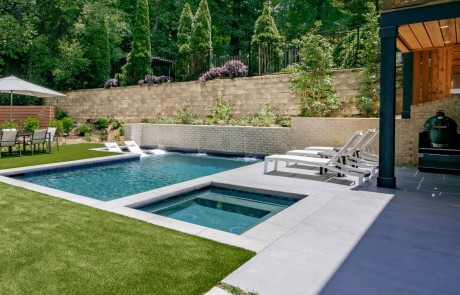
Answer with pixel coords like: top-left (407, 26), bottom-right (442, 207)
top-left (274, 160), bottom-right (278, 171)
top-left (264, 161), bottom-right (268, 174)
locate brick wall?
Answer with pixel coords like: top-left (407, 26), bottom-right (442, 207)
top-left (44, 71), bottom-right (390, 123)
top-left (125, 123), bottom-right (291, 156)
top-left (0, 106), bottom-right (56, 130)
top-left (125, 94), bottom-right (459, 167)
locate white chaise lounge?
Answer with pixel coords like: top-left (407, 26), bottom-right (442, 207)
top-left (286, 129), bottom-right (379, 177)
top-left (264, 131), bottom-right (372, 185)
top-left (124, 140), bottom-right (143, 154)
top-left (104, 142), bottom-right (123, 153)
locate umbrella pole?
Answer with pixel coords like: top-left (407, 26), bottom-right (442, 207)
top-left (10, 91), bottom-right (13, 130)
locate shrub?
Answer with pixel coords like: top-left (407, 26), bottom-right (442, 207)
top-left (250, 117), bottom-right (261, 127)
top-left (278, 119), bottom-right (291, 127)
top-left (56, 110), bottom-right (69, 120)
top-left (0, 120), bottom-right (18, 130)
top-left (198, 60), bottom-right (248, 83)
top-left (175, 106), bottom-right (197, 124)
top-left (355, 4), bottom-right (380, 117)
top-left (83, 132), bottom-right (92, 142)
top-left (61, 117), bottom-right (74, 133)
top-left (94, 118), bottom-right (110, 130)
top-left (98, 129), bottom-right (108, 142)
top-left (23, 117), bottom-right (40, 132)
top-left (101, 78), bottom-right (118, 88)
top-left (210, 91), bottom-right (233, 123)
top-left (49, 119), bottom-right (64, 136)
top-left (140, 118), bottom-right (151, 123)
top-left (119, 125), bottom-right (125, 136)
top-left (77, 123), bottom-right (91, 136)
top-left (290, 25), bottom-right (341, 117)
top-left (256, 105), bottom-right (276, 127)
top-left (139, 75), bottom-right (173, 85)
top-left (111, 119), bottom-right (122, 130)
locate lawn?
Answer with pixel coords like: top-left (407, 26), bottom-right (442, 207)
top-left (0, 143), bottom-right (114, 169)
top-left (0, 143), bottom-right (255, 294)
top-left (0, 182), bottom-right (254, 294)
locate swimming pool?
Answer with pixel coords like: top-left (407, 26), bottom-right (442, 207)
top-left (137, 187), bottom-right (299, 235)
top-left (13, 153), bottom-right (258, 201)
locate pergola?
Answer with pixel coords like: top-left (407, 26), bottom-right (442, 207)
top-left (378, 0), bottom-right (460, 188)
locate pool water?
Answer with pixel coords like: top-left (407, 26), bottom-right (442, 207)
top-left (13, 153), bottom-right (258, 201)
top-left (137, 187), bottom-right (299, 235)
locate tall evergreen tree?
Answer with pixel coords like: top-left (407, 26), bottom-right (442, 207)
top-left (251, 5), bottom-right (282, 75)
top-left (176, 3), bottom-right (193, 81)
top-left (121, 0), bottom-right (152, 85)
top-left (80, 6), bottom-right (111, 87)
top-left (190, 0), bottom-right (213, 78)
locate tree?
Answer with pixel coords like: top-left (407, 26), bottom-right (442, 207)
top-left (176, 3), bottom-right (193, 81)
top-left (190, 0), bottom-right (213, 78)
top-left (79, 4), bottom-right (111, 87)
top-left (251, 5), bottom-right (282, 75)
top-left (121, 0), bottom-right (152, 85)
top-left (290, 25), bottom-right (340, 117)
top-left (355, 4), bottom-right (380, 117)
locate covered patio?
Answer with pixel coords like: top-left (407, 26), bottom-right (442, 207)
top-left (378, 0), bottom-right (460, 188)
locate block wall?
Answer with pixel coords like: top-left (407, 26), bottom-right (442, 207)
top-left (44, 71), bottom-right (387, 123)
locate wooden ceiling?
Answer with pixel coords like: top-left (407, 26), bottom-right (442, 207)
top-left (397, 18), bottom-right (460, 52)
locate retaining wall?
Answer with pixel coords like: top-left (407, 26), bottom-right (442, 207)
top-left (44, 70), bottom-right (392, 123)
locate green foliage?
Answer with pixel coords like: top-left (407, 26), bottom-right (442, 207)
top-left (79, 4), bottom-right (111, 87)
top-left (49, 119), bottom-right (64, 136)
top-left (23, 117), bottom-right (40, 132)
top-left (176, 106), bottom-right (197, 124)
top-left (210, 92), bottom-right (233, 123)
top-left (98, 129), bottom-right (108, 142)
top-left (176, 3), bottom-right (194, 81)
top-left (60, 117), bottom-right (74, 134)
top-left (140, 118), bottom-right (151, 123)
top-left (290, 26), bottom-right (341, 117)
top-left (1, 120), bottom-right (18, 130)
top-left (121, 0), bottom-right (152, 85)
top-left (51, 39), bottom-right (90, 90)
top-left (111, 119), bottom-right (122, 130)
top-left (256, 105), bottom-right (276, 127)
top-left (355, 4), bottom-right (380, 117)
top-left (332, 30), bottom-right (359, 69)
top-left (83, 132), bottom-right (92, 142)
top-left (77, 123), bottom-right (91, 136)
top-left (251, 5), bottom-right (283, 75)
top-left (93, 118), bottom-right (110, 130)
top-left (190, 0), bottom-right (213, 78)
top-left (55, 110), bottom-right (69, 120)
top-left (278, 119), bottom-right (291, 127)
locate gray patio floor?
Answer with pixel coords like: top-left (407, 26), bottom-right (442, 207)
top-left (219, 163), bottom-right (460, 295)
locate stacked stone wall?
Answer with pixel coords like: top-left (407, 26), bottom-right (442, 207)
top-left (44, 71), bottom-right (389, 123)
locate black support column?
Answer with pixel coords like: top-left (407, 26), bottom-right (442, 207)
top-left (402, 52), bottom-right (413, 119)
top-left (377, 26), bottom-right (397, 188)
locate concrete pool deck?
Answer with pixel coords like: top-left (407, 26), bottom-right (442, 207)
top-left (1, 156), bottom-right (459, 294)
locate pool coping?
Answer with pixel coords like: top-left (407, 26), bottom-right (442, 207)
top-left (0, 154), bottom-right (308, 252)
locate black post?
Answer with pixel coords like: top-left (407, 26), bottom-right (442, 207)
top-left (402, 52), bottom-right (413, 119)
top-left (377, 26), bottom-right (397, 189)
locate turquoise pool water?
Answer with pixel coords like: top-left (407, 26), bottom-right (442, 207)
top-left (13, 153), bottom-right (258, 201)
top-left (137, 187), bottom-right (298, 235)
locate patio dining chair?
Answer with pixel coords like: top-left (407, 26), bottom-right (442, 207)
top-left (46, 127), bottom-right (59, 151)
top-left (0, 130), bottom-right (21, 158)
top-left (26, 129), bottom-right (48, 155)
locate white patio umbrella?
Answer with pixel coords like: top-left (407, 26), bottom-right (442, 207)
top-left (0, 75), bottom-right (65, 129)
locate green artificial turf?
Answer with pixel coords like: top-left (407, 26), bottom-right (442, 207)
top-left (0, 182), bottom-right (255, 294)
top-left (0, 143), bottom-right (114, 170)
